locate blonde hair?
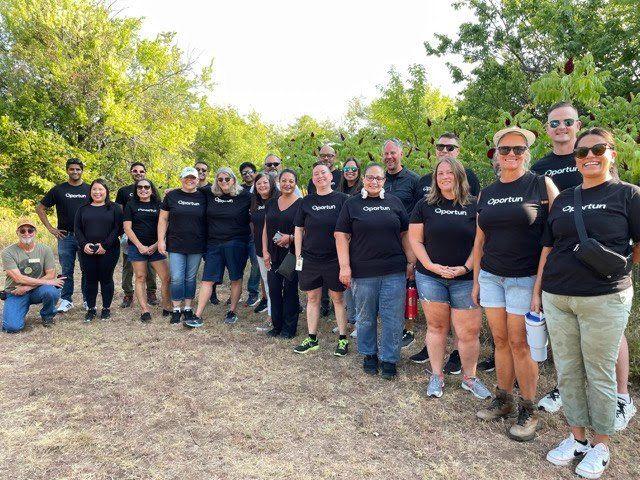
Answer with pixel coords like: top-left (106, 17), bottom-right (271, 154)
top-left (212, 167), bottom-right (243, 196)
top-left (426, 157), bottom-right (471, 206)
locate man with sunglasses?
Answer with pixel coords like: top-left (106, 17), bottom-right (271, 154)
top-left (262, 154), bottom-right (302, 197)
top-left (195, 161), bottom-right (212, 189)
top-left (37, 158), bottom-right (90, 313)
top-left (2, 219), bottom-right (64, 332)
top-left (115, 162), bottom-right (158, 308)
top-left (531, 101), bottom-right (583, 191)
top-left (307, 144), bottom-right (342, 195)
top-left (238, 162), bottom-right (261, 307)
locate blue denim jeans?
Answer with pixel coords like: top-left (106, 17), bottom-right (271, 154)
top-left (168, 252), bottom-right (202, 301)
top-left (57, 233), bottom-right (86, 303)
top-left (2, 285), bottom-right (60, 332)
top-left (247, 240), bottom-right (260, 296)
top-left (352, 272), bottom-right (406, 363)
top-left (344, 287), bottom-right (356, 324)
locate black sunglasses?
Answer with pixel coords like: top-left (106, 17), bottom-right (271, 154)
top-left (19, 227), bottom-right (35, 234)
top-left (497, 146), bottom-right (528, 155)
top-left (137, 185), bottom-right (151, 190)
top-left (548, 118), bottom-right (577, 128)
top-left (574, 143), bottom-right (611, 159)
top-left (217, 177), bottom-right (232, 183)
top-left (265, 162), bottom-right (280, 168)
top-left (195, 167), bottom-right (208, 173)
top-left (241, 169), bottom-right (254, 176)
top-left (435, 144), bottom-right (458, 152)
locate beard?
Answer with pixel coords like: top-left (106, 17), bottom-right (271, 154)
top-left (19, 237), bottom-right (35, 245)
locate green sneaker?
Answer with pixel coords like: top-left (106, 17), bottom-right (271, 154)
top-left (294, 336), bottom-right (319, 354)
top-left (334, 338), bottom-right (349, 357)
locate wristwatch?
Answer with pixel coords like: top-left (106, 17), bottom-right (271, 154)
top-left (463, 265), bottom-right (471, 273)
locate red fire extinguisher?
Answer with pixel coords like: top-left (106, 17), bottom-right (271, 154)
top-left (405, 279), bottom-right (418, 320)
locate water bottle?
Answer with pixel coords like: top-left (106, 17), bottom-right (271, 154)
top-left (525, 311), bottom-right (548, 362)
top-left (404, 279), bottom-right (418, 320)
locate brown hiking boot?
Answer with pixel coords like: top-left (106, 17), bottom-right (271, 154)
top-left (120, 294), bottom-right (133, 308)
top-left (477, 388), bottom-right (516, 421)
top-left (507, 399), bottom-right (541, 442)
top-left (147, 291), bottom-right (159, 306)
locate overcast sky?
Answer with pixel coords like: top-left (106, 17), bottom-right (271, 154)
top-left (117, 0), bottom-right (471, 125)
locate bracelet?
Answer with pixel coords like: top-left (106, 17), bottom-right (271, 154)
top-left (463, 265), bottom-right (471, 273)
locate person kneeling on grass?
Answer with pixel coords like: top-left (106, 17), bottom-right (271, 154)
top-left (293, 162), bottom-right (350, 356)
top-left (2, 218), bottom-right (64, 332)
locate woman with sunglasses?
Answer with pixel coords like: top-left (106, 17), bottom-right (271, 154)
top-left (472, 127), bottom-right (558, 442)
top-left (335, 163), bottom-right (416, 379)
top-left (338, 157), bottom-right (363, 196)
top-left (293, 162), bottom-right (350, 356)
top-left (187, 167), bottom-right (252, 327)
top-left (158, 167), bottom-right (207, 325)
top-left (262, 169), bottom-right (301, 338)
top-left (74, 179), bottom-right (123, 322)
top-left (538, 128), bottom-right (640, 478)
top-left (123, 179), bottom-right (172, 322)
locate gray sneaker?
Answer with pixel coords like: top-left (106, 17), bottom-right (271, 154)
top-left (224, 311), bottom-right (238, 324)
top-left (461, 377), bottom-right (492, 399)
top-left (427, 374), bottom-right (444, 398)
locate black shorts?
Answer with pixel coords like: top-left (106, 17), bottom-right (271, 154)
top-left (299, 258), bottom-right (345, 292)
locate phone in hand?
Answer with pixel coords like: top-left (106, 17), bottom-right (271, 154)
top-left (89, 243), bottom-right (99, 253)
top-left (273, 231), bottom-right (283, 243)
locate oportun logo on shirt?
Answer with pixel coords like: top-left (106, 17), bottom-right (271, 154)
top-left (214, 197), bottom-right (233, 203)
top-left (178, 200), bottom-right (201, 206)
top-left (487, 196), bottom-right (523, 205)
top-left (312, 205), bottom-right (336, 211)
top-left (363, 206), bottom-right (391, 212)
top-left (545, 166), bottom-right (577, 176)
top-left (434, 208), bottom-right (467, 215)
top-left (65, 193), bottom-right (87, 199)
top-left (562, 204), bottom-right (606, 213)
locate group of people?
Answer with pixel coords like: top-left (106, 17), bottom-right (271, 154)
top-left (2, 101), bottom-right (638, 479)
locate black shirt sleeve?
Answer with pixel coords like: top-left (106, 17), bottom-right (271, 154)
top-left (335, 201), bottom-right (352, 234)
top-left (123, 202), bottom-right (134, 222)
top-left (628, 187), bottom-right (640, 242)
top-left (409, 200), bottom-right (425, 223)
top-left (466, 169), bottom-right (482, 197)
top-left (40, 186), bottom-right (56, 208)
top-left (74, 207), bottom-right (88, 249)
top-left (103, 204), bottom-right (123, 249)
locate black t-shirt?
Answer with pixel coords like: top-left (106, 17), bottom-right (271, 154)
top-left (204, 189), bottom-right (252, 244)
top-left (339, 182), bottom-right (361, 196)
top-left (307, 169), bottom-right (343, 195)
top-left (385, 167), bottom-right (419, 213)
top-left (294, 191), bottom-right (349, 263)
top-left (409, 197), bottom-right (477, 280)
top-left (335, 194), bottom-right (408, 278)
top-left (123, 200), bottom-right (161, 246)
top-left (531, 152), bottom-right (582, 192)
top-left (250, 202), bottom-right (268, 257)
top-left (415, 167), bottom-right (481, 203)
top-left (542, 180), bottom-right (640, 296)
top-left (477, 171), bottom-right (548, 277)
top-left (74, 204), bottom-right (123, 250)
top-left (160, 189), bottom-right (207, 254)
top-left (115, 184), bottom-right (136, 209)
top-left (264, 197), bottom-right (301, 265)
top-left (40, 182), bottom-right (91, 232)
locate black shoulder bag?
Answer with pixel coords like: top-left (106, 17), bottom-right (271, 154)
top-left (572, 186), bottom-right (628, 279)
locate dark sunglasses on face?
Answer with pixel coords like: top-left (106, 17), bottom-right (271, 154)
top-left (241, 170), bottom-right (254, 176)
top-left (574, 143), bottom-right (611, 159)
top-left (435, 144), bottom-right (458, 152)
top-left (19, 227), bottom-right (35, 234)
top-left (497, 145), bottom-right (528, 156)
top-left (137, 185), bottom-right (151, 190)
top-left (218, 177), bottom-right (232, 183)
top-left (548, 118), bottom-right (577, 128)
top-left (131, 170), bottom-right (145, 175)
top-left (343, 166), bottom-right (358, 173)
top-left (265, 162), bottom-right (280, 168)
top-left (196, 168), bottom-right (208, 173)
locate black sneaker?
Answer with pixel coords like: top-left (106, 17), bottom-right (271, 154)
top-left (182, 309), bottom-right (195, 321)
top-left (294, 337), bottom-right (320, 354)
top-left (100, 308), bottom-right (111, 320)
top-left (280, 331), bottom-right (296, 339)
top-left (85, 308), bottom-right (97, 323)
top-left (363, 355), bottom-right (379, 375)
top-left (140, 312), bottom-right (152, 323)
top-left (478, 356), bottom-right (496, 372)
top-left (401, 330), bottom-right (415, 348)
top-left (162, 309), bottom-right (172, 317)
top-left (410, 346), bottom-right (429, 364)
top-left (380, 361), bottom-right (397, 380)
top-left (266, 328), bottom-right (281, 337)
top-left (444, 349), bottom-right (462, 375)
top-left (254, 297), bottom-right (268, 313)
top-left (224, 310), bottom-right (238, 324)
top-left (334, 338), bottom-right (349, 357)
top-left (170, 310), bottom-right (182, 324)
top-left (210, 289), bottom-right (220, 305)
top-left (246, 293), bottom-right (260, 307)
top-left (184, 316), bottom-right (204, 328)
top-left (42, 316), bottom-right (55, 327)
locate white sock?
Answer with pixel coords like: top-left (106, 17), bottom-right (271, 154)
top-left (617, 393), bottom-right (631, 404)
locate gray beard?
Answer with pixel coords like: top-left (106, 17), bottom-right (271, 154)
top-left (20, 237), bottom-right (35, 245)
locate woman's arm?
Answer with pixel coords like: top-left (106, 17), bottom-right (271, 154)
top-left (157, 209), bottom-right (169, 256)
top-left (102, 206), bottom-right (123, 250)
top-left (545, 177), bottom-right (560, 209)
top-left (262, 221), bottom-right (271, 269)
top-left (531, 246), bottom-right (552, 313)
top-left (471, 223), bottom-right (485, 306)
top-left (335, 232), bottom-right (351, 288)
top-left (123, 220), bottom-right (147, 252)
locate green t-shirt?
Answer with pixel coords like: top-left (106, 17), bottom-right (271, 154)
top-left (2, 243), bottom-right (55, 291)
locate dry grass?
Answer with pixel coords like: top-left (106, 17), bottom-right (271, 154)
top-left (0, 267), bottom-right (638, 480)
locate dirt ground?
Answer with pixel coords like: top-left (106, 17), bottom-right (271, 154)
top-left (0, 265), bottom-right (638, 480)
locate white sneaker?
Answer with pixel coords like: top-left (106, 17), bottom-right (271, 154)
top-left (56, 299), bottom-right (73, 313)
top-left (537, 387), bottom-right (563, 413)
top-left (546, 434), bottom-right (590, 466)
top-left (575, 443), bottom-right (609, 479)
top-left (350, 329), bottom-right (357, 339)
top-left (83, 301), bottom-right (88, 311)
top-left (332, 326), bottom-right (339, 334)
top-left (614, 397), bottom-right (637, 431)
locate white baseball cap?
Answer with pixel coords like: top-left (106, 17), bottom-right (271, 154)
top-left (180, 166), bottom-right (199, 179)
top-left (493, 126), bottom-right (536, 147)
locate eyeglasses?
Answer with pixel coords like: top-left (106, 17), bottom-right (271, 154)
top-left (497, 146), bottom-right (528, 156)
top-left (548, 118), bottom-right (577, 128)
top-left (137, 185), bottom-right (151, 190)
top-left (241, 170), bottom-right (254, 176)
top-left (19, 227), bottom-right (35, 234)
top-left (195, 167), bottom-right (208, 173)
top-left (131, 170), bottom-right (145, 174)
top-left (319, 154), bottom-right (335, 160)
top-left (364, 175), bottom-right (385, 182)
top-left (574, 143), bottom-right (611, 159)
top-left (435, 144), bottom-right (458, 152)
top-left (343, 166), bottom-right (358, 173)
top-left (265, 162), bottom-right (281, 168)
top-left (217, 177), bottom-right (232, 183)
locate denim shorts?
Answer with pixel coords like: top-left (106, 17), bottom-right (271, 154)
top-left (127, 244), bottom-right (166, 263)
top-left (478, 269), bottom-right (536, 315)
top-left (202, 238), bottom-right (249, 283)
top-left (415, 271), bottom-right (477, 309)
